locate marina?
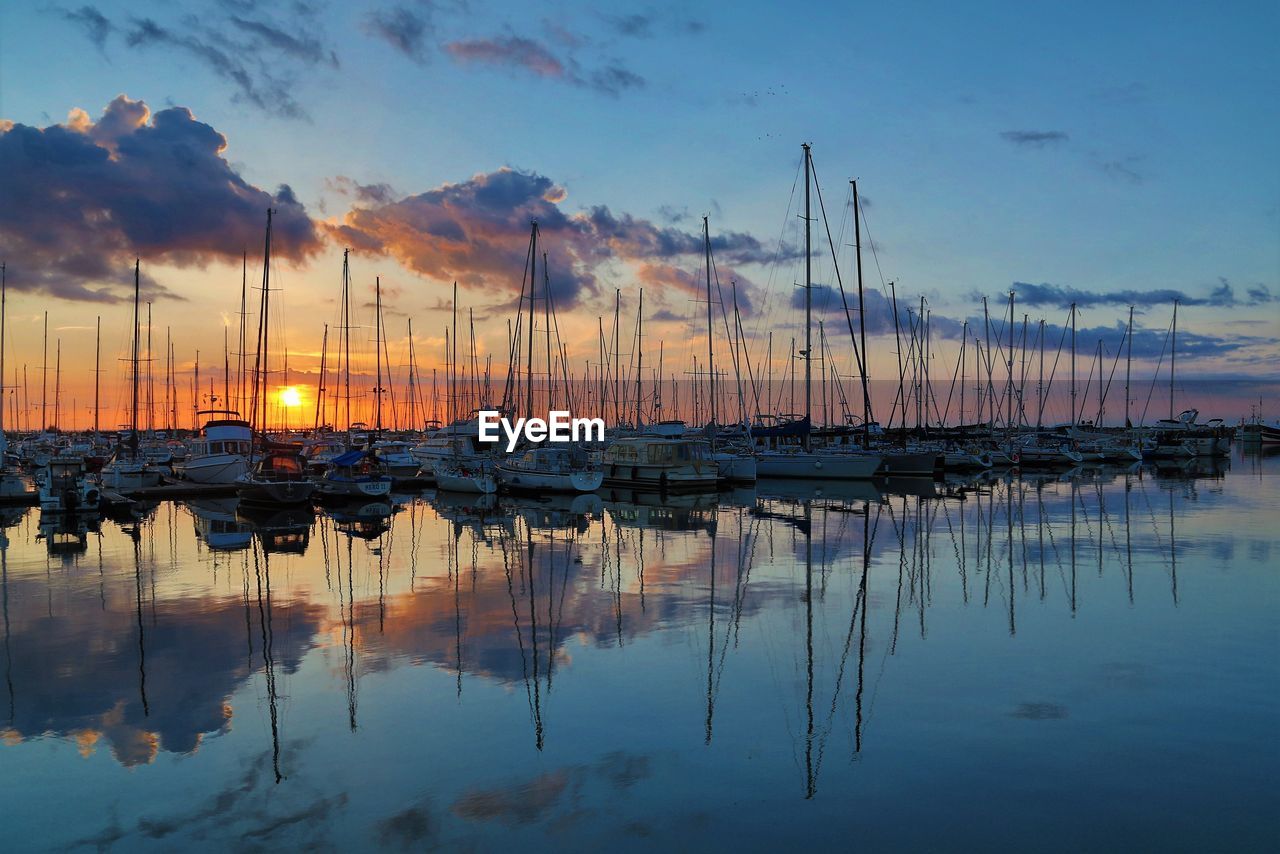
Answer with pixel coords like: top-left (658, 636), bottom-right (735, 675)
top-left (2, 1), bottom-right (1277, 849)
top-left (0, 448), bottom-right (1275, 848)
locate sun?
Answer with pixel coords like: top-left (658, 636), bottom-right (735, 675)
top-left (279, 386), bottom-right (302, 408)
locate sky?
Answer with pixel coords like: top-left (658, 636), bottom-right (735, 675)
top-left (0, 0), bottom-right (1277, 430)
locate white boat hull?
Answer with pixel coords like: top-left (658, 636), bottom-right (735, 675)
top-left (174, 453), bottom-right (248, 484)
top-left (755, 451), bottom-right (881, 480)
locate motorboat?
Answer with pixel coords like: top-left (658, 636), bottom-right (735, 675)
top-left (317, 449), bottom-right (393, 499)
top-left (173, 414), bottom-right (252, 484)
top-left (496, 446), bottom-right (603, 493)
top-left (602, 436), bottom-right (718, 490)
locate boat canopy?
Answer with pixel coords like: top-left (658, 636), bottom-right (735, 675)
top-left (331, 449), bottom-right (375, 467)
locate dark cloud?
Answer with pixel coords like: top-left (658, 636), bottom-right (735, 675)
top-left (58, 5), bottom-right (338, 119)
top-left (365, 3), bottom-right (436, 63)
top-left (227, 14), bottom-right (339, 68)
top-left (1000, 130), bottom-right (1069, 148)
top-left (602, 10), bottom-right (705, 38)
top-left (1099, 156), bottom-right (1144, 184)
top-left (1001, 278), bottom-right (1273, 310)
top-left (59, 4), bottom-right (113, 50)
top-left (124, 16), bottom-right (309, 118)
top-left (327, 168), bottom-right (776, 309)
top-left (605, 13), bottom-right (655, 38)
top-left (0, 96), bottom-right (320, 302)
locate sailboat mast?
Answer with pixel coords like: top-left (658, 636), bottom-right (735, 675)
top-left (802, 143), bottom-right (812, 451)
top-left (1125, 305), bottom-right (1133, 427)
top-left (852, 180), bottom-right (872, 447)
top-left (1070, 302), bottom-right (1077, 426)
top-left (1170, 299), bottom-right (1178, 420)
top-left (315, 323), bottom-right (328, 432)
top-left (40, 311), bottom-right (47, 432)
top-left (526, 223), bottom-right (537, 421)
top-left (635, 288), bottom-right (644, 429)
top-left (53, 340), bottom-right (61, 432)
top-left (704, 216), bottom-right (715, 436)
top-left (342, 249), bottom-right (351, 441)
top-left (130, 260), bottom-right (140, 458)
top-left (375, 276), bottom-right (383, 433)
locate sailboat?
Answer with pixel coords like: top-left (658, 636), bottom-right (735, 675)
top-left (755, 145), bottom-right (881, 480)
top-left (433, 283), bottom-right (496, 494)
top-left (235, 209), bottom-right (316, 506)
top-left (101, 260), bottom-right (163, 490)
top-left (0, 264), bottom-right (35, 502)
top-left (698, 217), bottom-right (757, 484)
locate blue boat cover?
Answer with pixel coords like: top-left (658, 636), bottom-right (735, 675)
top-left (331, 450), bottom-right (369, 467)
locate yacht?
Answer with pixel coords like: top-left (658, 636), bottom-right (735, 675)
top-left (602, 436), bottom-right (717, 490)
top-left (173, 413), bottom-right (251, 484)
top-left (38, 453), bottom-right (101, 514)
top-left (496, 446), bottom-right (603, 493)
top-left (235, 450), bottom-right (316, 506)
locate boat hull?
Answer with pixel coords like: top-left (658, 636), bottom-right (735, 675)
top-left (174, 454), bottom-right (248, 484)
top-left (755, 451), bottom-right (881, 480)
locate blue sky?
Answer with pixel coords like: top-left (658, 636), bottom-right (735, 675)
top-left (0, 0), bottom-right (1276, 424)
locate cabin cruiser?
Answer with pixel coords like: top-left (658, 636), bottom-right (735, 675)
top-left (38, 453), bottom-right (101, 514)
top-left (100, 445), bottom-right (164, 490)
top-left (1145, 409), bottom-right (1232, 458)
top-left (317, 449), bottom-right (393, 499)
top-left (413, 418), bottom-right (492, 479)
top-left (235, 450), bottom-right (316, 506)
top-left (371, 440), bottom-right (424, 480)
top-left (173, 414), bottom-right (251, 484)
top-left (602, 436), bottom-right (717, 490)
top-left (496, 446), bottom-right (603, 493)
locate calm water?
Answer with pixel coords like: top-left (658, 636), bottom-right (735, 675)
top-left (1, 453), bottom-right (1277, 851)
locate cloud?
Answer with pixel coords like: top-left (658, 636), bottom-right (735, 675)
top-left (124, 16), bottom-right (308, 118)
top-left (59, 4), bottom-right (113, 50)
top-left (1000, 278), bottom-right (1274, 310)
top-left (999, 130), bottom-right (1069, 148)
top-left (445, 35), bottom-right (566, 78)
top-left (601, 10), bottom-right (705, 38)
top-left (442, 33), bottom-right (646, 95)
top-left (1099, 156), bottom-right (1144, 184)
top-left (365, 3), bottom-right (436, 63)
top-left (0, 96), bottom-right (320, 302)
top-left (325, 167), bottom-right (778, 310)
top-left (58, 5), bottom-right (338, 119)
top-left (227, 14), bottom-right (339, 68)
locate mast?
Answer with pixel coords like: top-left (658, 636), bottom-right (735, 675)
top-left (238, 251), bottom-right (247, 416)
top-left (53, 341), bottom-right (61, 432)
top-left (1006, 290), bottom-right (1014, 434)
top-left (130, 260), bottom-right (140, 459)
top-left (1125, 305), bottom-right (1133, 428)
top-left (342, 249), bottom-right (351, 442)
top-left (612, 289), bottom-right (621, 428)
top-left (704, 216), bottom-right (716, 438)
top-left (525, 223), bottom-right (537, 421)
top-left (1070, 302), bottom-right (1077, 426)
top-left (635, 288), bottom-right (644, 429)
top-left (315, 323), bottom-right (328, 432)
top-left (802, 143), bottom-right (812, 451)
top-left (40, 311), bottom-right (47, 432)
top-left (852, 180), bottom-right (872, 447)
top-left (1170, 300), bottom-right (1178, 419)
top-left (374, 276), bottom-right (383, 434)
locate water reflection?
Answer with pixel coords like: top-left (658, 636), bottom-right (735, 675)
top-left (0, 456), bottom-right (1275, 848)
